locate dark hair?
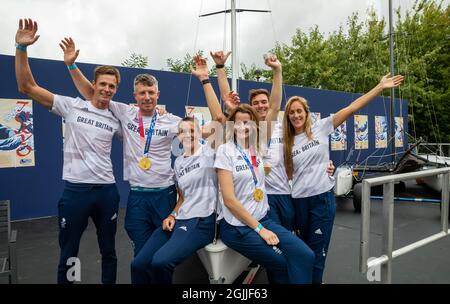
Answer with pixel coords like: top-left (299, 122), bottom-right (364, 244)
top-left (93, 66), bottom-right (121, 85)
top-left (248, 89), bottom-right (270, 104)
top-left (178, 116), bottom-right (201, 133)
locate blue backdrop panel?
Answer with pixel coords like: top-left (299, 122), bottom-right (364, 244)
top-left (0, 54), bottom-right (407, 220)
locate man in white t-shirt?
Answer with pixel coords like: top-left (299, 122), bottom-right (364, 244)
top-left (15, 19), bottom-right (121, 284)
top-left (60, 39), bottom-right (181, 260)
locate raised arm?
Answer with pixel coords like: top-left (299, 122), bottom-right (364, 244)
top-left (191, 55), bottom-right (226, 125)
top-left (15, 18), bottom-right (54, 110)
top-left (210, 51), bottom-right (232, 105)
top-left (59, 37), bottom-right (94, 100)
top-left (264, 54), bottom-right (283, 123)
top-left (333, 74), bottom-right (405, 129)
top-left (217, 169), bottom-right (280, 245)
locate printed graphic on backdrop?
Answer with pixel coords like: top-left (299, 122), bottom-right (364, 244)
top-left (375, 116), bottom-right (388, 148)
top-left (0, 98), bottom-right (35, 168)
top-left (331, 120), bottom-right (347, 151)
top-left (310, 112), bottom-right (321, 124)
top-left (354, 115), bottom-right (369, 150)
top-left (395, 117), bottom-right (404, 147)
top-left (185, 106), bottom-right (211, 126)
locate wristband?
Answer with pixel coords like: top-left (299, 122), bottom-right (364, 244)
top-left (254, 223), bottom-right (263, 233)
top-left (15, 43), bottom-right (27, 52)
top-left (201, 78), bottom-right (210, 85)
top-left (67, 63), bottom-right (78, 70)
top-left (170, 211), bottom-right (177, 217)
top-left (215, 64), bottom-right (225, 69)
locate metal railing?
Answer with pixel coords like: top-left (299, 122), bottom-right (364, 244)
top-left (359, 167), bottom-right (450, 283)
top-left (412, 142), bottom-right (450, 157)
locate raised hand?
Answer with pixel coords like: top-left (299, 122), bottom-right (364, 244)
top-left (264, 53), bottom-right (282, 71)
top-left (191, 55), bottom-right (209, 80)
top-left (210, 51), bottom-right (231, 66)
top-left (224, 91), bottom-right (240, 113)
top-left (156, 106), bottom-right (168, 116)
top-left (59, 37), bottom-right (80, 66)
top-left (379, 74), bottom-right (405, 89)
top-left (15, 18), bottom-right (40, 46)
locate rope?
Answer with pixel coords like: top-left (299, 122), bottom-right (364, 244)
top-left (399, 28), bottom-right (418, 142)
top-left (184, 0), bottom-right (204, 111)
top-left (266, 0), bottom-right (288, 104)
top-left (223, 0), bottom-right (228, 51)
top-left (370, 25), bottom-right (390, 167)
top-left (353, 48), bottom-right (369, 164)
top-left (236, 0), bottom-right (241, 93)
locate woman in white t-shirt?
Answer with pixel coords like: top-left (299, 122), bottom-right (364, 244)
top-left (215, 104), bottom-right (315, 284)
top-left (283, 74), bottom-right (404, 284)
top-left (130, 116), bottom-right (217, 284)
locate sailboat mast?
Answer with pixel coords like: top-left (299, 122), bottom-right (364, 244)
top-left (199, 2), bottom-right (270, 92)
top-left (389, 0), bottom-right (396, 165)
top-left (231, 0), bottom-right (238, 92)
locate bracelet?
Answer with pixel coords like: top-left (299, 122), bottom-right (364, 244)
top-left (201, 78), bottom-right (210, 85)
top-left (254, 223), bottom-right (263, 233)
top-left (170, 211), bottom-right (177, 217)
top-left (215, 64), bottom-right (225, 69)
top-left (15, 43), bottom-right (27, 52)
top-left (67, 63), bottom-right (78, 70)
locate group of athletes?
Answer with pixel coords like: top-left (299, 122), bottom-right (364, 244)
top-left (14, 18), bottom-right (404, 284)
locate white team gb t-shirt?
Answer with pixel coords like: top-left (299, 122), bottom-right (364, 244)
top-left (264, 122), bottom-right (291, 195)
top-left (109, 101), bottom-right (181, 188)
top-left (291, 115), bottom-right (335, 198)
top-left (214, 142), bottom-right (269, 226)
top-left (51, 95), bottom-right (120, 184)
top-left (174, 144), bottom-right (217, 220)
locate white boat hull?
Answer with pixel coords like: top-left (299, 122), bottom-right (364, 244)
top-left (197, 239), bottom-right (252, 284)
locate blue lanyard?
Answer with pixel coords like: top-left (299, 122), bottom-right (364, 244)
top-left (138, 111), bottom-right (158, 156)
top-left (235, 144), bottom-right (259, 187)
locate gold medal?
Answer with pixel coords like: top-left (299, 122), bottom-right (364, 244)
top-left (138, 157), bottom-right (152, 170)
top-left (253, 188), bottom-right (264, 202)
top-left (264, 164), bottom-right (272, 176)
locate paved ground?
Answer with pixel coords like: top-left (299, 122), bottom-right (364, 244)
top-left (2, 181), bottom-right (449, 284)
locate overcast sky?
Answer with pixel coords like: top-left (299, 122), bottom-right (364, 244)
top-left (1, 0), bottom-right (448, 71)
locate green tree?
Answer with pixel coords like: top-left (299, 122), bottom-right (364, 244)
top-left (165, 0), bottom-right (449, 143)
top-left (273, 0), bottom-right (448, 143)
top-left (121, 53), bottom-right (149, 68)
top-left (166, 51), bottom-right (230, 77)
top-left (393, 0), bottom-right (450, 142)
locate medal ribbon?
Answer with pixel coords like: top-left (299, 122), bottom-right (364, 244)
top-left (138, 110), bottom-right (158, 156)
top-left (235, 144), bottom-right (259, 188)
